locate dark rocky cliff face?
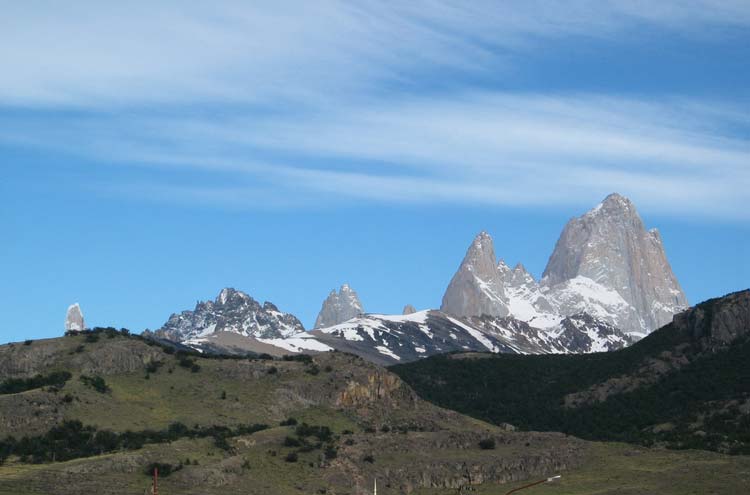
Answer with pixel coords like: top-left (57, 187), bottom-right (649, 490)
top-left (672, 290), bottom-right (750, 345)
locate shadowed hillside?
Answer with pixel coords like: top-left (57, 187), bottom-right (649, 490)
top-left (392, 290), bottom-right (750, 454)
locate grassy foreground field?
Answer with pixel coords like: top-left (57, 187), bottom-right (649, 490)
top-left (463, 442), bottom-right (750, 495)
top-left (2, 434), bottom-right (749, 495)
top-left (2, 332), bottom-right (749, 494)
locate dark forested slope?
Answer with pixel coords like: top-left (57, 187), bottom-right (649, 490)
top-left (392, 290), bottom-right (750, 454)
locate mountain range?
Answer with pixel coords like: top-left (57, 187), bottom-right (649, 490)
top-left (146, 193), bottom-right (687, 364)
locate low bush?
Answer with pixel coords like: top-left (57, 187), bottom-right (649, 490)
top-left (0, 371), bottom-right (72, 395)
top-left (80, 375), bottom-right (110, 394)
top-left (479, 438), bottom-right (496, 450)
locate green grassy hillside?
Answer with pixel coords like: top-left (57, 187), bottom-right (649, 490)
top-left (0, 330), bottom-right (582, 494)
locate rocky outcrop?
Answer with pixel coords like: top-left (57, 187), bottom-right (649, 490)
top-left (337, 370), bottom-right (416, 410)
top-left (65, 303), bottom-right (85, 331)
top-left (402, 304), bottom-right (417, 315)
top-left (672, 289), bottom-right (750, 345)
top-left (441, 232), bottom-right (510, 318)
top-left (154, 288), bottom-right (304, 341)
top-left (314, 284), bottom-right (364, 328)
top-left (542, 193), bottom-right (688, 335)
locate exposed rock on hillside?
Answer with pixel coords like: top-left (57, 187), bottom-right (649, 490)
top-left (65, 303), bottom-right (85, 331)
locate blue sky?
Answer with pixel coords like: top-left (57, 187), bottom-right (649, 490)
top-left (2, 1), bottom-right (749, 343)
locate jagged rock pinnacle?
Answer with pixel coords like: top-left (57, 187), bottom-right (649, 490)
top-left (314, 284), bottom-right (364, 328)
top-left (441, 231), bottom-right (510, 317)
top-left (65, 303), bottom-right (85, 332)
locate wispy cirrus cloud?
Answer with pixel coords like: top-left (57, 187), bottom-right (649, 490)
top-left (1, 2), bottom-right (749, 219)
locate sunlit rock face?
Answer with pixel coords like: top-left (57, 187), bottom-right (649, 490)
top-left (542, 193), bottom-right (688, 337)
top-left (441, 231), bottom-right (510, 318)
top-left (65, 303), bottom-right (85, 332)
top-left (314, 284), bottom-right (364, 329)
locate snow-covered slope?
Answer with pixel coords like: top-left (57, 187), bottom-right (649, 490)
top-left (310, 310), bottom-right (631, 365)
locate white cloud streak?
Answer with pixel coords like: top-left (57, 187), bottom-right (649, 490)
top-left (1, 1), bottom-right (749, 219)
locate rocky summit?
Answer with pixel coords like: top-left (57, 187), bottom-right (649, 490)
top-left (314, 284), bottom-right (364, 328)
top-left (152, 288), bottom-right (304, 342)
top-left (64, 303), bottom-right (85, 331)
top-left (441, 193), bottom-right (687, 338)
top-left (542, 193), bottom-right (688, 336)
top-left (441, 231), bottom-right (510, 318)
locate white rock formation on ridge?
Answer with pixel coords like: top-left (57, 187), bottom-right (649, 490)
top-left (542, 193), bottom-right (688, 336)
top-left (65, 303), bottom-right (85, 331)
top-left (314, 284), bottom-right (364, 328)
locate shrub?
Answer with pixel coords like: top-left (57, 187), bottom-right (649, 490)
top-left (0, 371), bottom-right (72, 395)
top-left (324, 445), bottom-right (337, 460)
top-left (84, 333), bottom-right (99, 343)
top-left (306, 365), bottom-right (320, 376)
top-left (280, 418), bottom-right (298, 426)
top-left (362, 454), bottom-right (375, 463)
top-left (143, 462), bottom-right (180, 477)
top-left (283, 436), bottom-right (301, 447)
top-left (23, 340), bottom-right (32, 346)
top-left (190, 364), bottom-right (201, 373)
top-left (295, 423), bottom-right (332, 442)
top-left (73, 345), bottom-right (85, 353)
top-left (145, 361), bottom-right (163, 373)
top-left (178, 356), bottom-right (195, 368)
top-left (220, 391), bottom-right (227, 400)
top-left (282, 354), bottom-right (313, 364)
top-left (267, 366), bottom-right (278, 375)
top-left (285, 452), bottom-right (298, 462)
top-left (79, 375), bottom-right (110, 394)
top-left (479, 438), bottom-right (496, 450)
top-left (213, 435), bottom-right (231, 451)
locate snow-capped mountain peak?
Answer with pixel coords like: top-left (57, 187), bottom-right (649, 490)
top-left (542, 192), bottom-right (688, 335)
top-left (153, 288), bottom-right (304, 341)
